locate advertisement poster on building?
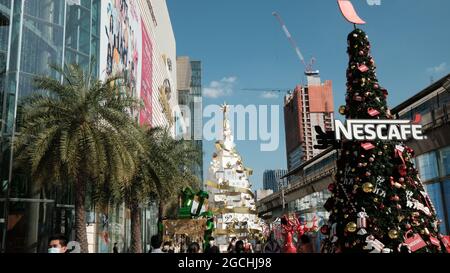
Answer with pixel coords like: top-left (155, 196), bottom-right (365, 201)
top-left (140, 19), bottom-right (153, 127)
top-left (100, 0), bottom-right (142, 100)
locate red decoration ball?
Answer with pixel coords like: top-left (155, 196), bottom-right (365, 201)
top-left (374, 84), bottom-right (379, 89)
top-left (320, 225), bottom-right (330, 235)
top-left (328, 183), bottom-right (336, 193)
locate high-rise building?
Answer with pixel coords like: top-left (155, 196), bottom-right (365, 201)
top-left (177, 56), bottom-right (203, 183)
top-left (0, 0), bottom-right (178, 253)
top-left (284, 74), bottom-right (334, 171)
top-left (263, 169), bottom-right (288, 193)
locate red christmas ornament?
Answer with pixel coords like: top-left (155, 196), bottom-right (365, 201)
top-left (368, 108), bottom-right (380, 117)
top-left (391, 195), bottom-right (400, 202)
top-left (398, 165), bottom-right (407, 177)
top-left (320, 225), bottom-right (330, 235)
top-left (328, 183), bottom-right (336, 193)
top-left (361, 142), bottom-right (375, 150)
top-left (358, 64), bottom-right (369, 73)
top-left (353, 95), bottom-right (363, 102)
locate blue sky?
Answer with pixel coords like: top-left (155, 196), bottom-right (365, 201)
top-left (166, 0), bottom-right (450, 191)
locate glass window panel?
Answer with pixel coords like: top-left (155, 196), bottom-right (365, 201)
top-left (443, 180), bottom-right (450, 232)
top-left (416, 152), bottom-right (439, 181)
top-left (439, 146), bottom-right (450, 177)
top-left (425, 182), bottom-right (448, 234)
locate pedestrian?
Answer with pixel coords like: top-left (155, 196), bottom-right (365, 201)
top-left (48, 234), bottom-right (68, 254)
top-left (298, 234), bottom-right (314, 253)
top-left (233, 240), bottom-right (245, 254)
top-left (205, 237), bottom-right (220, 253)
top-left (255, 240), bottom-right (262, 253)
top-left (263, 232), bottom-right (281, 253)
top-left (113, 242), bottom-right (119, 253)
top-left (187, 242), bottom-right (201, 253)
top-left (244, 239), bottom-right (253, 253)
top-left (227, 237), bottom-right (237, 253)
top-left (149, 235), bottom-right (163, 253)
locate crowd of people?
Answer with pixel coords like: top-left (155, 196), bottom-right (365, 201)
top-left (147, 232), bottom-right (315, 254)
top-left (46, 232), bottom-right (315, 253)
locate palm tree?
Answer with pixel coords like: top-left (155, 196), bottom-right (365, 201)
top-left (124, 127), bottom-right (201, 253)
top-left (15, 64), bottom-right (144, 253)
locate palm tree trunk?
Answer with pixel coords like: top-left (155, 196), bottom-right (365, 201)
top-left (129, 201), bottom-right (142, 253)
top-left (158, 201), bottom-right (164, 238)
top-left (74, 178), bottom-right (89, 253)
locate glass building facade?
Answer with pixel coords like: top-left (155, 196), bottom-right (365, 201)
top-left (0, 0), bottom-right (101, 253)
top-left (394, 74), bottom-right (450, 236)
top-left (415, 146), bottom-right (450, 234)
top-left (190, 61), bottom-right (203, 183)
top-left (177, 58), bottom-right (203, 184)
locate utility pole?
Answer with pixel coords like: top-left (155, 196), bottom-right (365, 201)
top-left (278, 177), bottom-right (287, 215)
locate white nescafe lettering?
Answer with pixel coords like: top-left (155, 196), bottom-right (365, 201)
top-left (335, 119), bottom-right (425, 141)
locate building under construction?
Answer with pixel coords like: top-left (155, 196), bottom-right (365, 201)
top-left (284, 74), bottom-right (334, 173)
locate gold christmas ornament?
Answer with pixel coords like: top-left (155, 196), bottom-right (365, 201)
top-left (388, 229), bottom-right (399, 239)
top-left (346, 222), bottom-right (357, 233)
top-left (339, 106), bottom-right (347, 115)
top-left (362, 183), bottom-right (374, 193)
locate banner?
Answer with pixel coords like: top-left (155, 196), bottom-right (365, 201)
top-left (100, 0), bottom-right (142, 99)
top-left (140, 19), bottom-right (153, 126)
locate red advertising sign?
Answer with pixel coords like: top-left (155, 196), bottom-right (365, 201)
top-left (140, 19), bottom-right (153, 127)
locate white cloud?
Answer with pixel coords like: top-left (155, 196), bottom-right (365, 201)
top-left (427, 62), bottom-right (447, 74)
top-left (203, 76), bottom-right (237, 98)
top-left (261, 92), bottom-right (279, 99)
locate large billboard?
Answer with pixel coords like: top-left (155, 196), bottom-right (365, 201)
top-left (140, 19), bottom-right (153, 127)
top-left (100, 0), bottom-right (153, 126)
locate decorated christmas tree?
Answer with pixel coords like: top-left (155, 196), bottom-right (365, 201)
top-left (321, 28), bottom-right (448, 253)
top-left (205, 104), bottom-right (265, 252)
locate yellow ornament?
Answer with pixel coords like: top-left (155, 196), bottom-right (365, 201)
top-left (346, 222), bottom-right (357, 233)
top-left (362, 183), bottom-right (374, 193)
top-left (388, 229), bottom-right (399, 239)
top-left (344, 214), bottom-right (349, 219)
top-left (339, 106), bottom-right (347, 115)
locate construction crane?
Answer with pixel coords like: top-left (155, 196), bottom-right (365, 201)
top-left (241, 88), bottom-right (294, 98)
top-left (241, 88), bottom-right (291, 93)
top-left (272, 11), bottom-right (319, 76)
